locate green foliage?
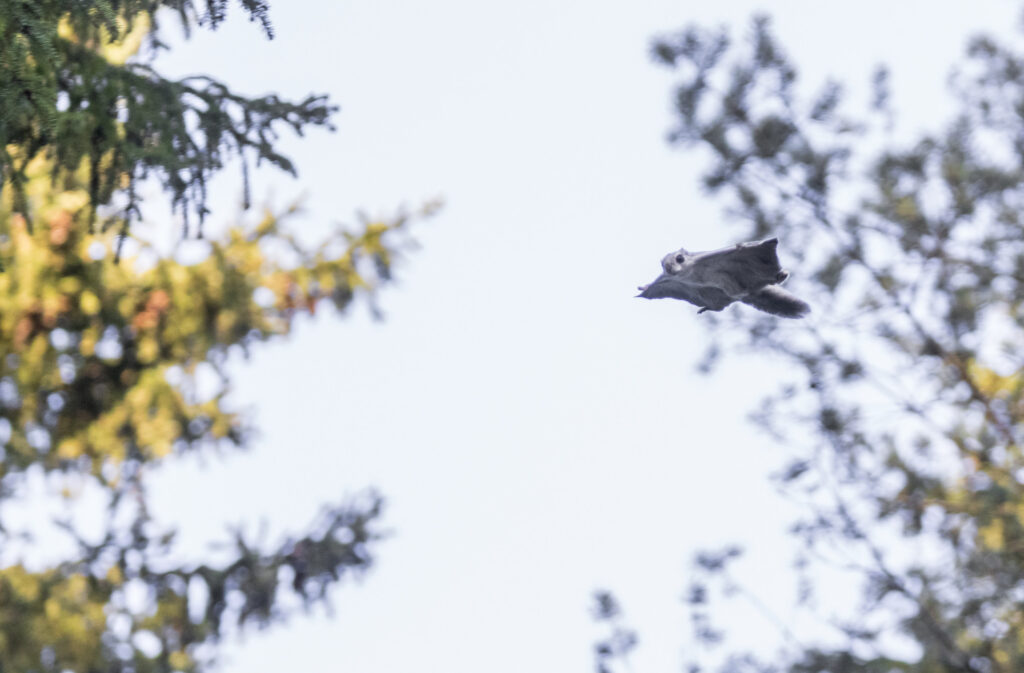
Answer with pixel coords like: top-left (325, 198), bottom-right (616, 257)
top-left (605, 12), bottom-right (1024, 673)
top-left (0, 0), bottom-right (333, 240)
top-left (0, 153), bottom-right (436, 483)
top-left (0, 3), bottom-right (441, 672)
top-left (0, 146), bottom-right (437, 671)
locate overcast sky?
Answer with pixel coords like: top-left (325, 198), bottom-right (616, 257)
top-left (113, 2), bottom-right (1024, 671)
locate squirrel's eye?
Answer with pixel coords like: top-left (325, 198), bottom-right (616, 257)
top-left (675, 254), bottom-right (684, 264)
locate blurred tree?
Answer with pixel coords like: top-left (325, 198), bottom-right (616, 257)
top-left (604, 13), bottom-right (1024, 673)
top-left (591, 591), bottom-right (638, 673)
top-left (0, 3), bottom-right (439, 672)
top-left (0, 155), bottom-right (439, 672)
top-left (0, 157), bottom-right (438, 673)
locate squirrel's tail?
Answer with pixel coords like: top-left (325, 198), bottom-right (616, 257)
top-left (742, 285), bottom-right (810, 318)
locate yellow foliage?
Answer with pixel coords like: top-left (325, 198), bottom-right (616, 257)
top-left (0, 111), bottom-right (435, 671)
top-left (57, 438), bottom-right (84, 459)
top-left (0, 8), bottom-right (438, 671)
top-left (0, 567), bottom-right (112, 670)
top-left (0, 149), bottom-right (434, 484)
top-left (168, 649), bottom-right (193, 670)
top-left (968, 360), bottom-right (1021, 398)
top-left (105, 565), bottom-right (124, 586)
top-left (137, 336), bottom-right (159, 363)
top-left (80, 290), bottom-right (101, 315)
top-left (2, 566), bottom-right (42, 602)
top-left (980, 518), bottom-right (1005, 551)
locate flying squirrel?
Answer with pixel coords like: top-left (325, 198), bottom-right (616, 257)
top-left (637, 238), bottom-right (810, 318)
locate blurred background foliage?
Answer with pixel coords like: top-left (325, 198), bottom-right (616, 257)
top-left (0, 3), bottom-right (437, 672)
top-left (599, 12), bottom-right (1024, 673)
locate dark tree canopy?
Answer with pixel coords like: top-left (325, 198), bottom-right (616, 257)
top-left (0, 0), bottom-right (333, 243)
top-left (600, 12), bottom-right (1024, 673)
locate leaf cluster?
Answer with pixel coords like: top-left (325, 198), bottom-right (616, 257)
top-left (0, 146), bottom-right (437, 671)
top-left (0, 0), bottom-right (333, 242)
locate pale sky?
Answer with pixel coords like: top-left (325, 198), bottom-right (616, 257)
top-left (100, 2), bottom-right (1024, 671)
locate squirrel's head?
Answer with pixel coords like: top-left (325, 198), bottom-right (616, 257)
top-left (660, 248), bottom-right (689, 274)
